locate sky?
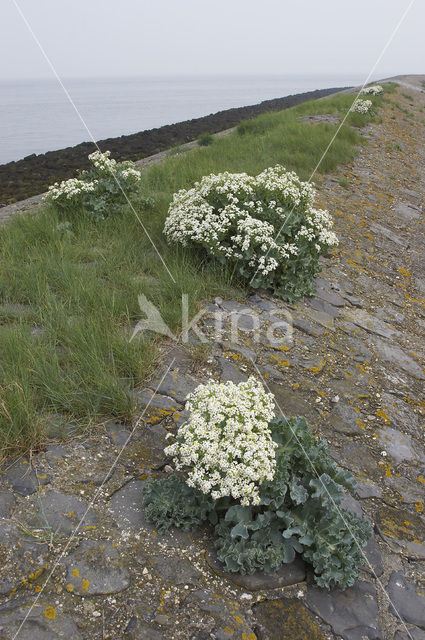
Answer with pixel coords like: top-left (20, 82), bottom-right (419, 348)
top-left (0, 0), bottom-right (424, 80)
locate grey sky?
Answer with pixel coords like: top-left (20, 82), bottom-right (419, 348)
top-left (1, 0), bottom-right (423, 80)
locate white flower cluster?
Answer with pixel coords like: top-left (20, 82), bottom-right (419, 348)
top-left (361, 85), bottom-right (383, 95)
top-left (165, 377), bottom-right (277, 506)
top-left (45, 150), bottom-right (142, 205)
top-left (164, 166), bottom-right (337, 278)
top-left (46, 178), bottom-right (98, 201)
top-left (351, 98), bottom-right (373, 114)
top-left (88, 149), bottom-right (117, 172)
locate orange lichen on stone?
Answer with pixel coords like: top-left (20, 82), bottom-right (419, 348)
top-left (376, 409), bottom-right (390, 424)
top-left (44, 606), bottom-right (56, 620)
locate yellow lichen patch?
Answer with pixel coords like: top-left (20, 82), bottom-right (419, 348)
top-left (241, 634), bottom-right (257, 640)
top-left (81, 579), bottom-right (90, 591)
top-left (309, 360), bottom-right (326, 374)
top-left (234, 615), bottom-right (243, 624)
top-left (379, 461), bottom-right (393, 477)
top-left (418, 476), bottom-right (425, 484)
top-left (71, 569), bottom-right (79, 577)
top-left (356, 418), bottom-right (366, 430)
top-left (66, 583), bottom-right (74, 592)
top-left (222, 628), bottom-right (234, 635)
top-left (376, 409), bottom-right (390, 424)
top-left (28, 568), bottom-right (43, 581)
top-left (398, 267), bottom-right (411, 277)
top-left (278, 359), bottom-right (290, 368)
top-left (415, 501), bottom-right (424, 513)
top-left (44, 606), bottom-right (56, 620)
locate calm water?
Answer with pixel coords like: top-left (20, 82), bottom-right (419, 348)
top-left (0, 74), bottom-right (368, 165)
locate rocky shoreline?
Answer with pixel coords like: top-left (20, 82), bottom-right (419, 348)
top-left (0, 86), bottom-right (344, 205)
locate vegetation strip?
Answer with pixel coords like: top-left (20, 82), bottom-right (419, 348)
top-left (0, 87), bottom-right (391, 456)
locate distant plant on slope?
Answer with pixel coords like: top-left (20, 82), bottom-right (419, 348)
top-left (163, 166), bottom-right (338, 302)
top-left (143, 378), bottom-right (372, 589)
top-left (361, 85), bottom-right (383, 95)
top-left (45, 150), bottom-right (152, 221)
top-left (350, 98), bottom-right (373, 114)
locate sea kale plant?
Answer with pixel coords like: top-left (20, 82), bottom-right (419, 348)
top-left (163, 166), bottom-right (338, 302)
top-left (143, 378), bottom-right (372, 590)
top-left (361, 84), bottom-right (383, 95)
top-left (45, 150), bottom-right (152, 221)
top-left (350, 98), bottom-right (373, 114)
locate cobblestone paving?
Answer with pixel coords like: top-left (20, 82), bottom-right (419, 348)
top-left (0, 78), bottom-right (424, 639)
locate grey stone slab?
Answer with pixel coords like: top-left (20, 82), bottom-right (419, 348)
top-left (373, 338), bottom-right (425, 380)
top-left (216, 356), bottom-right (248, 384)
top-left (355, 480), bottom-right (383, 499)
top-left (63, 539), bottom-right (130, 595)
top-left (0, 491), bottom-right (15, 518)
top-left (44, 444), bottom-right (70, 459)
top-left (106, 423), bottom-right (132, 446)
top-left (0, 598), bottom-right (82, 640)
top-left (247, 294), bottom-right (276, 311)
top-left (383, 474), bottom-right (424, 505)
top-left (376, 427), bottom-right (417, 463)
top-left (388, 572), bottom-right (425, 629)
top-left (363, 535), bottom-right (384, 578)
top-left (395, 628), bottom-right (425, 640)
top-left (207, 551), bottom-right (305, 591)
top-left (123, 616), bottom-right (165, 640)
top-left (379, 393), bottom-right (419, 430)
top-left (34, 491), bottom-right (98, 536)
top-left (109, 480), bottom-right (152, 531)
top-left (268, 383), bottom-right (317, 423)
top-left (328, 334), bottom-right (372, 363)
top-left (341, 493), bottom-right (363, 517)
top-left (149, 554), bottom-right (201, 585)
top-left (147, 370), bottom-right (199, 403)
top-left (293, 317), bottom-right (325, 337)
top-left (376, 507), bottom-right (425, 559)
top-left (314, 287), bottom-right (345, 307)
top-left (306, 580), bottom-right (381, 640)
top-left (342, 308), bottom-right (401, 340)
top-left (370, 222), bottom-right (408, 248)
top-left (253, 598), bottom-right (326, 640)
top-left (0, 519), bottom-right (49, 596)
top-left (219, 341), bottom-right (257, 362)
top-left (327, 403), bottom-right (365, 436)
top-left (329, 440), bottom-right (377, 476)
top-left (108, 480), bottom-right (193, 545)
top-left (307, 296), bottom-right (341, 318)
top-left (131, 389), bottom-right (182, 411)
top-left (394, 202), bottom-right (420, 225)
top-left (3, 459), bottom-right (50, 496)
top-left (219, 299), bottom-right (252, 314)
top-left (305, 307), bottom-right (335, 329)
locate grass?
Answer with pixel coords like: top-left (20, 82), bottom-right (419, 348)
top-left (0, 87), bottom-right (393, 457)
top-left (197, 133), bottom-right (214, 147)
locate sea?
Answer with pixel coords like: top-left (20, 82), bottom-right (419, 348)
top-left (0, 74), bottom-right (373, 165)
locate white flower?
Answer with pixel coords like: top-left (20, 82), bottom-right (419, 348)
top-left (163, 166), bottom-right (338, 282)
top-left (351, 98), bottom-right (373, 114)
top-left (165, 377), bottom-right (277, 505)
top-left (361, 85), bottom-right (383, 95)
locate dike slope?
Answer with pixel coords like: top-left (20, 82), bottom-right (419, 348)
top-left (0, 76), bottom-right (425, 640)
